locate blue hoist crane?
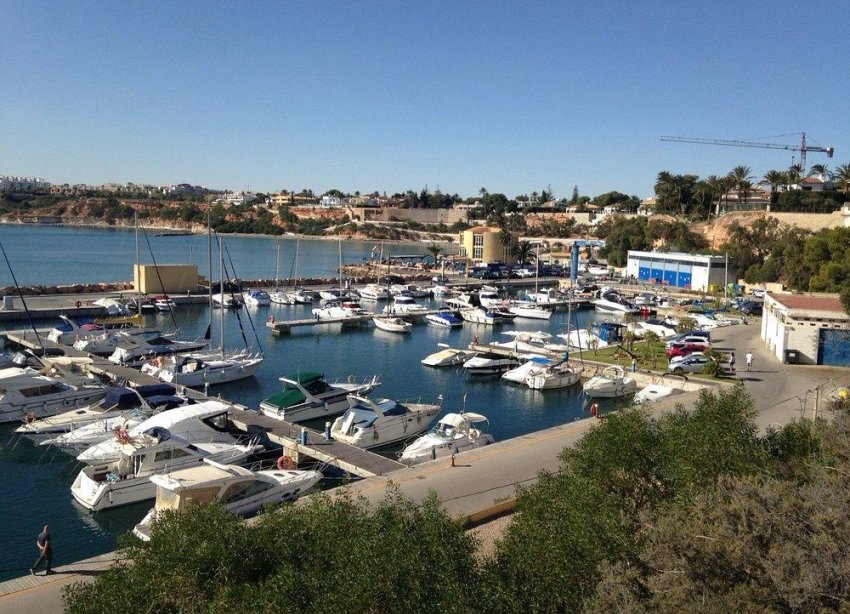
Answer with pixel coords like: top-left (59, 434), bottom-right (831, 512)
top-left (570, 239), bottom-right (606, 282)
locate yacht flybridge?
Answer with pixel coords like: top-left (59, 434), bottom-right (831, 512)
top-left (0, 367), bottom-right (108, 424)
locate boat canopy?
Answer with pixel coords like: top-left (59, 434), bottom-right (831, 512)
top-left (439, 412), bottom-right (487, 428)
top-left (263, 372), bottom-right (327, 409)
top-left (284, 371), bottom-right (324, 384)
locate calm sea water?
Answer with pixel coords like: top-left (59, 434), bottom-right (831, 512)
top-left (0, 225), bottom-right (616, 581)
top-left (0, 224), bottom-right (430, 286)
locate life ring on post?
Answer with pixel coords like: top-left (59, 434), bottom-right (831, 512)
top-left (75, 300), bottom-right (82, 309)
top-left (276, 455), bottom-right (296, 470)
top-left (589, 403), bottom-right (599, 418)
top-left (268, 315), bottom-right (275, 324)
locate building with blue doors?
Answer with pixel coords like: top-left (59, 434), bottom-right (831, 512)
top-left (761, 293), bottom-right (850, 366)
top-left (625, 251), bottom-right (727, 291)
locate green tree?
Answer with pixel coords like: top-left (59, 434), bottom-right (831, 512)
top-left (425, 243), bottom-right (442, 264)
top-left (597, 216), bottom-right (650, 266)
top-left (511, 240), bottom-right (534, 264)
top-left (760, 169), bottom-right (787, 205)
top-left (833, 162), bottom-right (850, 195)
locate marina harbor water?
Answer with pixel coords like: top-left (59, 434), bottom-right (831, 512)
top-left (0, 267), bottom-right (611, 582)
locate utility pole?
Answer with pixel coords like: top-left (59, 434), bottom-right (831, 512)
top-left (724, 252), bottom-right (729, 305)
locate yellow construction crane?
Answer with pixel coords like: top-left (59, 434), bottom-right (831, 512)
top-left (660, 133), bottom-right (834, 173)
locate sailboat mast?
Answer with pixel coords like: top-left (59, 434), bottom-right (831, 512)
top-left (294, 239), bottom-right (299, 285)
top-left (274, 243), bottom-right (280, 290)
top-left (534, 243), bottom-right (540, 296)
top-left (134, 212), bottom-right (141, 312)
top-left (219, 236), bottom-right (225, 358)
top-left (207, 206), bottom-right (213, 320)
top-left (338, 235), bottom-right (343, 293)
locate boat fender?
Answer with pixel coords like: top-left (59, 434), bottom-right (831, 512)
top-left (276, 455), bottom-right (295, 470)
top-left (75, 300), bottom-right (82, 308)
top-left (589, 403), bottom-right (599, 418)
top-left (268, 315), bottom-right (275, 324)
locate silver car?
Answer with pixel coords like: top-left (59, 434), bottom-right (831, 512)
top-left (667, 353), bottom-right (727, 375)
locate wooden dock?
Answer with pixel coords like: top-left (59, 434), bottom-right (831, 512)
top-left (4, 331), bottom-right (405, 478)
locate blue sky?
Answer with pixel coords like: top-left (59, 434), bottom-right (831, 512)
top-left (3, 1), bottom-right (848, 199)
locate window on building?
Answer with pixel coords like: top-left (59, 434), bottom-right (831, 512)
top-left (473, 234), bottom-right (484, 247)
top-left (473, 247), bottom-right (483, 260)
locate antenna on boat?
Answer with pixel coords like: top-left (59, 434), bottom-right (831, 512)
top-left (0, 241), bottom-right (42, 349)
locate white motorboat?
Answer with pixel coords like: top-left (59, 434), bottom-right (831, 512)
top-left (312, 300), bottom-right (369, 320)
top-left (633, 384), bottom-right (676, 404)
top-left (0, 367), bottom-right (109, 425)
top-left (425, 308), bottom-right (462, 328)
top-left (358, 284), bottom-right (391, 301)
top-left (525, 361), bottom-right (582, 390)
top-left (478, 289), bottom-right (503, 308)
top-left (259, 371), bottom-right (380, 423)
top-left (502, 356), bottom-right (551, 384)
top-left (460, 307), bottom-right (509, 326)
top-left (141, 350), bottom-right (264, 387)
top-left (244, 289), bottom-right (271, 307)
top-left (289, 287), bottom-right (315, 304)
top-left (383, 296), bottom-right (429, 315)
top-left (391, 284), bottom-right (429, 298)
top-left (593, 289), bottom-right (640, 314)
top-left (108, 333), bottom-right (209, 365)
top-left (421, 344), bottom-right (475, 367)
top-left (583, 366), bottom-right (637, 398)
top-left (76, 400), bottom-right (244, 465)
top-left (330, 395), bottom-right (440, 449)
top-left (269, 289), bottom-right (295, 305)
top-left (212, 292), bottom-right (243, 309)
top-left (47, 316), bottom-right (111, 346)
top-left (372, 316), bottom-right (413, 333)
top-left (558, 322), bottom-right (626, 350)
top-left (491, 330), bottom-right (569, 355)
top-left (318, 288), bottom-right (348, 302)
top-left (463, 355), bottom-right (522, 375)
top-left (71, 432), bottom-right (262, 512)
top-left (429, 284), bottom-right (449, 296)
top-left (153, 296), bottom-right (176, 312)
top-left (74, 327), bottom-right (163, 355)
top-left (15, 383), bottom-right (177, 442)
top-left (93, 297), bottom-right (133, 316)
top-left (133, 460), bottom-right (322, 540)
top-left (639, 318), bottom-right (678, 339)
top-left (399, 412), bottom-right (495, 464)
top-left (445, 294), bottom-right (476, 310)
top-left (523, 288), bottom-right (566, 306)
top-left (507, 302), bottom-right (552, 320)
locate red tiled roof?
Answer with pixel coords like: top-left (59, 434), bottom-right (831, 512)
top-left (771, 293), bottom-right (846, 313)
top-left (468, 226), bottom-right (496, 233)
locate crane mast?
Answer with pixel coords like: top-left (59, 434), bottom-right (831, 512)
top-left (660, 133), bottom-right (834, 172)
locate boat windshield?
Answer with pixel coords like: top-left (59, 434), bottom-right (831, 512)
top-left (155, 486), bottom-right (183, 512)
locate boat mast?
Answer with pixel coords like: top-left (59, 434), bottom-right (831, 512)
top-left (274, 242), bottom-right (280, 291)
top-left (337, 235), bottom-right (343, 294)
top-left (294, 239), bottom-right (299, 288)
top-left (135, 212), bottom-right (141, 313)
top-left (534, 243), bottom-right (540, 297)
top-left (207, 206), bottom-right (213, 328)
top-left (219, 236), bottom-right (225, 358)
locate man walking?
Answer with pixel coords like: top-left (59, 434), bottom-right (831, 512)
top-left (31, 524), bottom-right (52, 576)
top-left (728, 352), bottom-right (736, 372)
top-left (745, 351), bottom-right (754, 372)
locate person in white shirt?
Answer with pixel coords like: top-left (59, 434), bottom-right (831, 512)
top-left (745, 351), bottom-right (754, 372)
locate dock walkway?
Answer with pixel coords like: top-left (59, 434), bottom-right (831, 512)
top-left (266, 307), bottom-right (455, 335)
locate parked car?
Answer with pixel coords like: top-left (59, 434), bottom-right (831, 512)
top-left (665, 334), bottom-right (711, 349)
top-left (668, 353), bottom-right (714, 374)
top-left (751, 289), bottom-right (766, 299)
top-left (666, 342), bottom-right (709, 359)
top-left (515, 268), bottom-right (535, 278)
top-left (432, 275), bottom-right (450, 283)
top-left (740, 301), bottom-right (763, 316)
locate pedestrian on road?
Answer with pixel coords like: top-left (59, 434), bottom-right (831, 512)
top-left (729, 352), bottom-right (736, 371)
top-left (31, 524), bottom-right (52, 576)
top-left (745, 351), bottom-right (754, 372)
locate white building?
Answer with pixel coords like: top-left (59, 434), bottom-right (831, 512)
top-left (222, 191), bottom-right (257, 207)
top-left (0, 176), bottom-right (51, 192)
top-left (320, 194), bottom-right (343, 208)
top-left (625, 251), bottom-right (728, 291)
top-left (760, 293), bottom-right (850, 366)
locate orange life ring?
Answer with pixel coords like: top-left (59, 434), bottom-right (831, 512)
top-left (276, 455), bottom-right (295, 470)
top-left (75, 300), bottom-right (82, 309)
top-left (589, 403), bottom-right (599, 418)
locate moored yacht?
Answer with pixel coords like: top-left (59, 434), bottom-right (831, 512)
top-left (525, 361), bottom-right (582, 390)
top-left (593, 289), bottom-right (640, 314)
top-left (583, 366), bottom-right (637, 398)
top-left (244, 289), bottom-right (271, 307)
top-left (358, 284), bottom-right (391, 301)
top-left (425, 308), bottom-right (462, 328)
top-left (421, 344), bottom-right (474, 367)
top-left (212, 292), bottom-right (243, 309)
top-left (0, 367), bottom-right (109, 425)
top-left (383, 296), bottom-right (428, 315)
top-left (259, 371), bottom-right (380, 423)
top-left (372, 316), bottom-right (413, 333)
top-left (330, 394), bottom-right (441, 449)
top-left (462, 355), bottom-right (522, 375)
top-left (501, 356), bottom-right (551, 384)
top-left (399, 412), bottom-right (495, 464)
top-left (108, 332), bottom-right (209, 365)
top-left (133, 461), bottom-right (322, 540)
top-left (141, 350), bottom-right (264, 387)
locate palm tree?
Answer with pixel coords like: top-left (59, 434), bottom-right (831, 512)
top-left (512, 241), bottom-right (534, 264)
top-left (808, 163), bottom-right (831, 179)
top-left (833, 163), bottom-right (850, 195)
top-left (759, 170), bottom-right (787, 205)
top-left (704, 175), bottom-right (724, 218)
top-left (728, 165), bottom-right (754, 210)
top-left (787, 164), bottom-right (803, 186)
top-left (426, 243), bottom-right (442, 265)
top-left (498, 227), bottom-right (513, 264)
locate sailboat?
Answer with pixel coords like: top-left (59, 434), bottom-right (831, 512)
top-left (142, 231), bottom-right (263, 387)
top-left (510, 243), bottom-right (553, 320)
top-left (285, 239), bottom-right (314, 304)
top-left (269, 242), bottom-right (294, 305)
top-left (319, 236), bottom-right (350, 301)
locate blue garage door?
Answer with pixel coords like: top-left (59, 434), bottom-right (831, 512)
top-left (638, 266), bottom-right (651, 281)
top-left (677, 272), bottom-right (692, 288)
top-left (663, 270), bottom-right (677, 286)
top-left (818, 329), bottom-right (850, 366)
top-left (650, 267), bottom-right (664, 283)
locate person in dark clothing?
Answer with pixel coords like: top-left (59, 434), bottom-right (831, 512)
top-left (31, 525), bottom-right (52, 576)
